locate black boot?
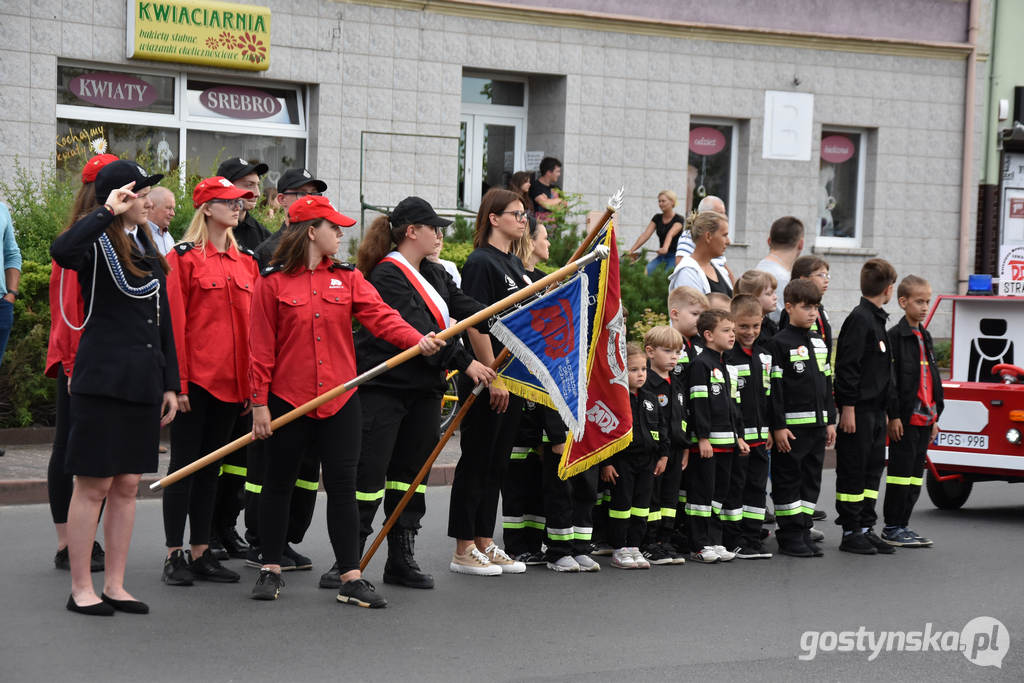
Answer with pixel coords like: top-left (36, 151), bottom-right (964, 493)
top-left (383, 528), bottom-right (434, 589)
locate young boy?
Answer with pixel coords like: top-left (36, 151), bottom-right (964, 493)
top-left (882, 275), bottom-right (943, 548)
top-left (766, 280), bottom-right (836, 557)
top-left (735, 269), bottom-right (779, 342)
top-left (667, 286), bottom-right (709, 545)
top-left (687, 310), bottom-right (748, 563)
top-left (780, 255), bottom-right (833, 351)
top-left (601, 343), bottom-right (668, 569)
top-left (641, 326), bottom-right (689, 565)
top-left (724, 295), bottom-right (774, 559)
top-left (833, 258), bottom-right (898, 554)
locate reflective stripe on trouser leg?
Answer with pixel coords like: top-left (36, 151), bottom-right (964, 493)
top-left (771, 426), bottom-right (824, 544)
top-left (883, 423), bottom-right (930, 528)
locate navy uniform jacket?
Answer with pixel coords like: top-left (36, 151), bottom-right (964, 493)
top-left (50, 207), bottom-right (179, 404)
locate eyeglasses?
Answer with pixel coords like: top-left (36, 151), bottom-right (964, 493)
top-left (812, 272), bottom-right (831, 281)
top-left (210, 199), bottom-right (244, 210)
top-left (282, 191), bottom-right (323, 198)
top-left (498, 210), bottom-right (528, 221)
top-left (418, 224), bottom-right (444, 236)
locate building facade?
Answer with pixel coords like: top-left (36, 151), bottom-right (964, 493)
top-left (0, 0), bottom-right (997, 326)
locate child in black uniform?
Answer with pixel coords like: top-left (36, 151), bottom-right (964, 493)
top-left (601, 343), bottom-right (668, 570)
top-left (640, 325), bottom-right (688, 565)
top-left (882, 275), bottom-right (943, 548)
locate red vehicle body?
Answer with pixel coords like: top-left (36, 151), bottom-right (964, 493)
top-left (923, 295), bottom-right (1024, 509)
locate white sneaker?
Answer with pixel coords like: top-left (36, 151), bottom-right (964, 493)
top-left (690, 546), bottom-right (720, 563)
top-left (610, 548), bottom-right (636, 569)
top-left (546, 555), bottom-right (581, 572)
top-left (629, 547), bottom-right (651, 569)
top-left (573, 554), bottom-right (601, 572)
top-left (482, 544), bottom-right (526, 574)
top-left (713, 545), bottom-right (735, 562)
top-left (450, 547), bottom-right (501, 576)
top-left (808, 527), bottom-right (825, 542)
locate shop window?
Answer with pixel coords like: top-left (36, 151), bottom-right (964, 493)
top-left (56, 119), bottom-right (180, 174)
top-left (58, 66), bottom-right (174, 115)
top-left (186, 79), bottom-right (302, 126)
top-left (186, 130), bottom-right (304, 185)
top-left (818, 128), bottom-right (866, 246)
top-left (687, 119), bottom-right (737, 216)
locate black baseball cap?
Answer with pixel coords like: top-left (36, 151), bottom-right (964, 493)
top-left (95, 160), bottom-right (164, 203)
top-left (390, 196), bottom-right (452, 228)
top-left (277, 168), bottom-right (327, 194)
top-left (217, 157), bottom-right (269, 182)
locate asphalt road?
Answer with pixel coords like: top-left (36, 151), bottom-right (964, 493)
top-left (1, 471), bottom-right (1021, 682)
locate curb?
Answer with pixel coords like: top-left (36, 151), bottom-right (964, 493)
top-left (0, 464), bottom-right (458, 507)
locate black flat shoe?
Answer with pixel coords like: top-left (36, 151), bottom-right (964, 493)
top-left (66, 594), bottom-right (114, 616)
top-left (101, 593), bottom-right (149, 614)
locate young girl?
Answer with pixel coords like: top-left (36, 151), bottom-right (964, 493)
top-left (735, 269), bottom-right (779, 342)
top-left (51, 160), bottom-right (178, 616)
top-left (447, 188), bottom-right (531, 576)
top-left (249, 196), bottom-right (443, 608)
top-left (161, 176), bottom-right (257, 587)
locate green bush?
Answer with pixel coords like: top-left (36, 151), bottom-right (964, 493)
top-left (933, 338), bottom-right (950, 368)
top-left (0, 260), bottom-right (55, 427)
top-left (440, 241), bottom-right (474, 270)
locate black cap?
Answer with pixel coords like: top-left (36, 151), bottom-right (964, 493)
top-left (95, 160), bottom-right (164, 203)
top-left (390, 196), bottom-right (452, 228)
top-left (217, 157), bottom-right (269, 182)
top-left (277, 168), bottom-right (327, 194)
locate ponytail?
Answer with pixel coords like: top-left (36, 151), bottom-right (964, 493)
top-left (356, 214), bottom-right (407, 276)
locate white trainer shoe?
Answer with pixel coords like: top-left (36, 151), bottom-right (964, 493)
top-left (712, 545), bottom-right (736, 562)
top-left (629, 547), bottom-right (651, 569)
top-left (546, 555), bottom-right (581, 572)
top-left (573, 554), bottom-right (601, 572)
top-left (611, 548), bottom-right (636, 569)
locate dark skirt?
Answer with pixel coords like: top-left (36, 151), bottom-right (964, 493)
top-left (65, 393), bottom-right (161, 477)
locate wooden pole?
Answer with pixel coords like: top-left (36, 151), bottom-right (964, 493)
top-left (359, 191), bottom-right (622, 570)
top-left (149, 244), bottom-right (611, 492)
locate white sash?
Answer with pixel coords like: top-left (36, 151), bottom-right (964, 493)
top-left (385, 250), bottom-right (451, 329)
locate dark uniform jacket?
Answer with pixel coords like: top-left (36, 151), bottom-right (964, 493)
top-left (886, 317), bottom-right (945, 423)
top-left (253, 220), bottom-right (288, 270)
top-left (834, 297), bottom-right (891, 410)
top-left (50, 207), bottom-right (179, 404)
top-left (688, 348), bottom-right (743, 450)
top-left (644, 364), bottom-right (689, 453)
top-left (233, 212), bottom-right (272, 253)
top-left (766, 325), bottom-right (835, 430)
top-left (356, 259), bottom-right (486, 396)
top-left (613, 388), bottom-right (669, 463)
top-left (725, 344), bottom-right (773, 445)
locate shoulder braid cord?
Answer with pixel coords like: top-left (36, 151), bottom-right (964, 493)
top-left (59, 232), bottom-right (160, 332)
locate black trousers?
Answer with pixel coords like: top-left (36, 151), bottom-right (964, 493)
top-left (685, 447), bottom-right (734, 551)
top-left (883, 423), bottom-right (930, 528)
top-left (771, 427), bottom-right (825, 546)
top-left (47, 371), bottom-right (74, 524)
top-left (356, 388), bottom-right (440, 543)
top-left (607, 451), bottom-right (654, 549)
top-left (738, 443), bottom-right (771, 548)
top-left (244, 421), bottom-right (319, 548)
top-left (260, 393), bottom-right (360, 572)
top-left (835, 407), bottom-right (886, 531)
top-left (501, 445), bottom-right (545, 556)
top-left (543, 450), bottom-right (598, 559)
top-left (721, 446), bottom-right (750, 550)
top-left (646, 449), bottom-right (684, 544)
top-left (163, 383), bottom-right (241, 547)
top-left (211, 412), bottom-right (250, 534)
top-left (448, 376), bottom-right (523, 540)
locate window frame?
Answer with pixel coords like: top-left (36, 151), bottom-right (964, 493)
top-left (688, 116), bottom-right (739, 220)
top-left (816, 125), bottom-right (867, 249)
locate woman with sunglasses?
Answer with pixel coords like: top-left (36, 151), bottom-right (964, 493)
top-left (160, 177), bottom-right (258, 587)
top-left (249, 196), bottom-right (444, 607)
top-left (318, 197), bottom-right (497, 590)
top-left (447, 188), bottom-right (532, 576)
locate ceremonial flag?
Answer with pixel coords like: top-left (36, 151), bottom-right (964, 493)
top-left (557, 222), bottom-right (632, 479)
top-left (491, 271), bottom-right (590, 437)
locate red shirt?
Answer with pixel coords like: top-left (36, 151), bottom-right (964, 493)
top-left (249, 257), bottom-right (424, 418)
top-left (166, 242), bottom-right (258, 403)
top-left (45, 260), bottom-right (84, 378)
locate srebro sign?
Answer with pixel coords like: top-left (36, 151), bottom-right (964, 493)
top-left (127, 0), bottom-right (271, 71)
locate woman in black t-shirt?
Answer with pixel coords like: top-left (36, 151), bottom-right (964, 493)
top-left (447, 188), bottom-right (531, 576)
top-left (627, 190), bottom-right (685, 275)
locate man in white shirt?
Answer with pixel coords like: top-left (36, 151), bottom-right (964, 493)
top-left (147, 186), bottom-right (176, 255)
top-left (754, 216), bottom-right (805, 322)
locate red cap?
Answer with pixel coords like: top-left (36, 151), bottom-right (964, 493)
top-left (192, 176), bottom-right (255, 208)
top-left (287, 195), bottom-right (356, 227)
top-left (81, 154), bottom-right (119, 183)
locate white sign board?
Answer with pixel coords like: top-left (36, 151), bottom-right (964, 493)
top-left (998, 244), bottom-right (1024, 296)
top-left (526, 150), bottom-right (545, 171)
top-left (762, 91), bottom-right (813, 161)
top-left (1002, 187), bottom-right (1024, 244)
top-left (950, 298), bottom-right (1022, 380)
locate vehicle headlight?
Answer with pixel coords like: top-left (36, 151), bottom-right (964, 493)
top-left (1008, 428), bottom-right (1023, 446)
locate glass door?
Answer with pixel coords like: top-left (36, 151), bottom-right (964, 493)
top-left (461, 114), bottom-right (524, 210)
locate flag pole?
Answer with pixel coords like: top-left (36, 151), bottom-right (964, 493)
top-left (359, 189), bottom-right (623, 570)
top-left (149, 243), bottom-right (613, 492)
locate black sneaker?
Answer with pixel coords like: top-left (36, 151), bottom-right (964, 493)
top-left (863, 530), bottom-right (895, 554)
top-left (90, 541), bottom-right (105, 572)
top-left (590, 541), bottom-right (615, 557)
top-left (660, 541), bottom-right (688, 565)
top-left (251, 568), bottom-right (284, 600)
top-left (207, 531), bottom-right (230, 561)
top-left (839, 532), bottom-right (877, 555)
top-left (192, 548), bottom-right (240, 583)
top-left (777, 541), bottom-right (814, 558)
top-left (54, 547), bottom-right (70, 570)
top-left (812, 509), bottom-right (827, 521)
top-left (245, 547), bottom-right (296, 570)
top-left (162, 549), bottom-right (195, 585)
top-left (641, 543), bottom-right (674, 565)
top-left (735, 545), bottom-right (772, 559)
top-left (319, 562), bottom-right (342, 589)
top-left (218, 527), bottom-right (250, 559)
top-left (282, 544), bottom-right (312, 571)
top-left (337, 578), bottom-right (387, 608)
top-left (513, 551), bottom-right (547, 566)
